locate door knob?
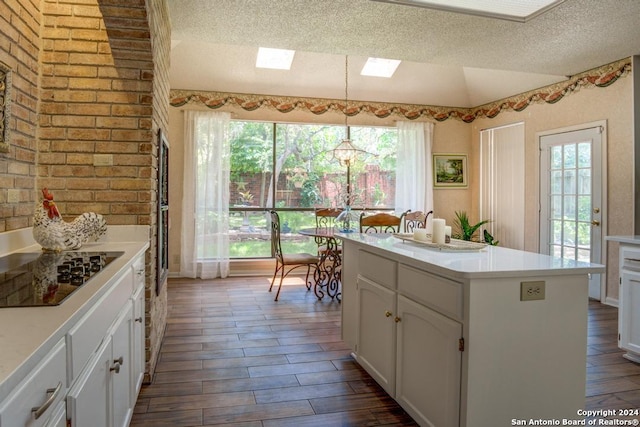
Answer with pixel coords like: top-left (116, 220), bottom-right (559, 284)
top-left (591, 220), bottom-right (600, 226)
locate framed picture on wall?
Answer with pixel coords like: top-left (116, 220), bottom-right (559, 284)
top-left (433, 154), bottom-right (467, 188)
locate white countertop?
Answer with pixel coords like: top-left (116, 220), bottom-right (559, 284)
top-left (605, 235), bottom-right (640, 245)
top-left (0, 227), bottom-right (149, 402)
top-left (338, 233), bottom-right (605, 279)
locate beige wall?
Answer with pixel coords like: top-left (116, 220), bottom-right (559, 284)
top-left (470, 78), bottom-right (633, 302)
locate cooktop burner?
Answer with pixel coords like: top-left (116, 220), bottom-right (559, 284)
top-left (0, 251), bottom-right (123, 308)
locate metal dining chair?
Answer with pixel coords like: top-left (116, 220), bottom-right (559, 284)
top-left (314, 207), bottom-right (343, 254)
top-left (359, 211), bottom-right (407, 234)
top-left (269, 210), bottom-right (319, 301)
top-left (403, 210), bottom-right (433, 233)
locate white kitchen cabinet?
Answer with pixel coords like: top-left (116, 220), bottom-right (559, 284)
top-left (64, 252), bottom-right (144, 427)
top-left (356, 266), bottom-right (463, 427)
top-left (356, 275), bottom-right (397, 395)
top-left (0, 339), bottom-right (67, 427)
top-left (396, 295), bottom-right (461, 427)
top-left (131, 283), bottom-right (145, 401)
top-left (618, 247), bottom-right (640, 363)
top-left (67, 336), bottom-right (110, 427)
top-left (0, 232), bottom-right (149, 427)
top-left (67, 301), bottom-right (134, 427)
top-left (43, 402), bottom-right (66, 427)
top-left (341, 234), bottom-right (600, 427)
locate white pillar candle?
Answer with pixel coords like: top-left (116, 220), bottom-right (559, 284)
top-left (432, 219), bottom-right (446, 244)
top-left (444, 225), bottom-right (452, 243)
top-left (413, 229), bottom-right (428, 242)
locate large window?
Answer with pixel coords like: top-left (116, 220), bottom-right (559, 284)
top-left (228, 121), bottom-right (397, 258)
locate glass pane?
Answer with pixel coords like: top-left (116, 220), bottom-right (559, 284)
top-left (229, 210), bottom-right (272, 258)
top-left (577, 249), bottom-right (591, 262)
top-left (563, 169), bottom-right (576, 194)
top-left (563, 246), bottom-right (576, 260)
top-left (276, 211), bottom-right (317, 254)
top-left (562, 220), bottom-right (575, 246)
top-left (577, 196), bottom-right (591, 221)
top-left (551, 219), bottom-right (562, 244)
top-left (551, 195), bottom-right (562, 219)
top-left (550, 170), bottom-right (562, 194)
top-left (551, 146), bottom-right (562, 169)
top-left (577, 222), bottom-right (591, 247)
top-left (275, 123), bottom-right (345, 208)
top-left (563, 195), bottom-right (576, 219)
top-left (229, 121), bottom-right (273, 208)
top-left (577, 169), bottom-right (591, 195)
top-left (551, 245), bottom-right (562, 257)
top-left (349, 126), bottom-right (398, 208)
top-left (563, 143), bottom-right (576, 168)
top-left (577, 142), bottom-right (591, 168)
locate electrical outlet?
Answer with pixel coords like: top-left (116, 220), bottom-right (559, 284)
top-left (7, 189), bottom-right (19, 203)
top-left (520, 281), bottom-right (545, 301)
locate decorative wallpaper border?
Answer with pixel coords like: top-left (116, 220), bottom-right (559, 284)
top-left (170, 58), bottom-right (631, 124)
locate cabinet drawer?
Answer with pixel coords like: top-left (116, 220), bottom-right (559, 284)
top-left (67, 267), bottom-right (133, 382)
top-left (398, 264), bottom-right (463, 320)
top-left (358, 250), bottom-right (397, 289)
top-left (0, 339), bottom-right (67, 427)
top-left (621, 247), bottom-right (640, 272)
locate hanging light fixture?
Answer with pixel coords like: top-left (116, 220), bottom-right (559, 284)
top-left (333, 55), bottom-right (365, 211)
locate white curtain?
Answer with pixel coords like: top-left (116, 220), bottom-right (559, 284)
top-left (479, 122), bottom-right (525, 250)
top-left (395, 121), bottom-right (434, 219)
top-left (181, 110), bottom-right (231, 279)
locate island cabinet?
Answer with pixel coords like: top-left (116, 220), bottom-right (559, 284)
top-left (340, 233), bottom-right (604, 427)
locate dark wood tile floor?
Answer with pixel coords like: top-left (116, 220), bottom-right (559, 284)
top-left (131, 277), bottom-right (640, 426)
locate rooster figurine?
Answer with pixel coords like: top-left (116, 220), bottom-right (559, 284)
top-left (33, 188), bottom-right (107, 252)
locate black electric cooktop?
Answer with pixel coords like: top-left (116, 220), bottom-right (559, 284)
top-left (0, 251), bottom-right (123, 308)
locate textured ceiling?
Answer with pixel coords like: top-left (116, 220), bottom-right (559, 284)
top-left (168, 0), bottom-right (640, 107)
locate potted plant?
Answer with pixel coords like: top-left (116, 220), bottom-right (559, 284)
top-left (452, 211), bottom-right (489, 242)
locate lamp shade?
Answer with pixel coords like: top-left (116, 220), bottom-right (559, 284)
top-left (333, 139), bottom-right (362, 165)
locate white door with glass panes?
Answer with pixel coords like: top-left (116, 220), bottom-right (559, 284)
top-left (539, 125), bottom-right (604, 299)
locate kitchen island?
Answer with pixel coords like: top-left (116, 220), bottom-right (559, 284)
top-left (339, 232), bottom-right (605, 427)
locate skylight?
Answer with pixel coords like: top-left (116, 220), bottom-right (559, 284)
top-left (371, 0), bottom-right (565, 22)
top-left (361, 57), bottom-right (401, 78)
top-left (256, 47), bottom-right (295, 70)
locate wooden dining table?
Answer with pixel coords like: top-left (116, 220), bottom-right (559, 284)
top-left (298, 227), bottom-right (342, 301)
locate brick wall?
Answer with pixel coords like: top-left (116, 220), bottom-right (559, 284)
top-left (144, 0), bottom-right (170, 383)
top-left (0, 0), bottom-right (170, 382)
top-left (0, 0), bottom-right (41, 231)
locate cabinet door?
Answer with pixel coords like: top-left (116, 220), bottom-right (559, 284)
top-left (67, 336), bottom-right (111, 427)
top-left (43, 402), bottom-right (66, 427)
top-left (112, 302), bottom-right (133, 427)
top-left (620, 271), bottom-right (640, 359)
top-left (396, 296), bottom-right (462, 427)
top-left (356, 275), bottom-right (396, 395)
top-left (132, 284), bottom-right (145, 402)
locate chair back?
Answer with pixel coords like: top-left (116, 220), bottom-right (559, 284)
top-left (359, 211), bottom-right (406, 234)
top-left (315, 208), bottom-right (343, 229)
top-left (269, 210), bottom-right (284, 262)
top-left (403, 210), bottom-right (433, 233)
